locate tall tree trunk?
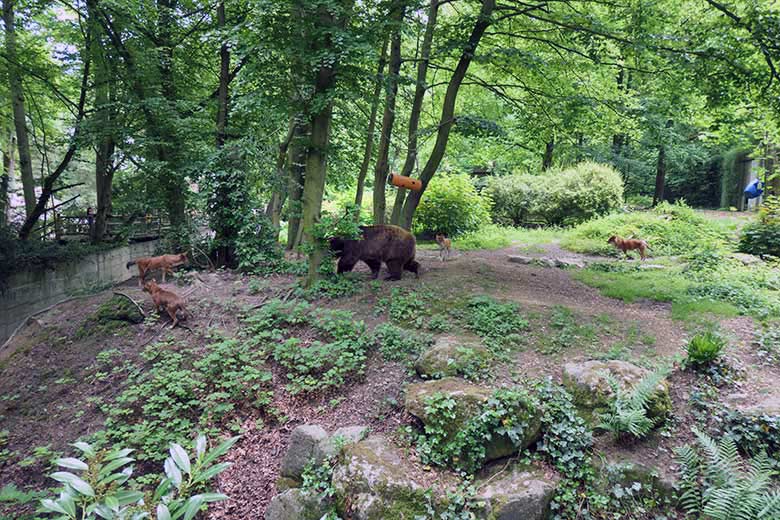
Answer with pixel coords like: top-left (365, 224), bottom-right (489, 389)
top-left (390, 0), bottom-right (438, 225)
top-left (399, 0), bottom-right (495, 230)
top-left (89, 0), bottom-right (116, 242)
top-left (372, 1), bottom-right (406, 225)
top-left (286, 118), bottom-right (308, 250)
top-left (542, 138), bottom-right (554, 171)
top-left (354, 36), bottom-right (389, 211)
top-left (211, 0), bottom-right (236, 266)
top-left (3, 0), bottom-right (36, 220)
top-left (301, 0), bottom-right (355, 287)
top-left (653, 145), bottom-right (666, 206)
top-left (155, 0), bottom-right (186, 228)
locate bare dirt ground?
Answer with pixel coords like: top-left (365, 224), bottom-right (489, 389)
top-left (0, 243), bottom-right (773, 518)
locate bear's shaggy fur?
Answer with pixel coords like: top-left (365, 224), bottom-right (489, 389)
top-left (329, 225), bottom-right (419, 281)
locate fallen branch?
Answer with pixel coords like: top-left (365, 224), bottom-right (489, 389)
top-left (112, 290), bottom-right (146, 317)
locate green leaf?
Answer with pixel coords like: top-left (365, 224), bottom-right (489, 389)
top-left (114, 490), bottom-right (143, 506)
top-left (195, 435), bottom-right (207, 459)
top-left (55, 457), bottom-right (88, 471)
top-left (71, 442), bottom-right (96, 458)
top-left (164, 458), bottom-right (182, 487)
top-left (50, 472), bottom-right (95, 497)
top-left (183, 495), bottom-right (204, 520)
top-left (201, 436), bottom-right (240, 467)
top-left (193, 462), bottom-right (231, 484)
top-left (104, 448), bottom-right (134, 461)
top-left (157, 503), bottom-right (172, 520)
top-left (199, 492), bottom-right (228, 503)
top-left (98, 457), bottom-right (134, 478)
top-left (170, 443), bottom-right (191, 474)
top-left (40, 498), bottom-right (70, 516)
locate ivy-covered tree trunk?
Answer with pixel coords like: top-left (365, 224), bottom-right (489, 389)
top-left (390, 0), bottom-right (438, 226)
top-left (354, 37), bottom-right (388, 211)
top-left (542, 139), bottom-right (554, 171)
top-left (372, 1), bottom-right (406, 225)
top-left (210, 0), bottom-right (240, 267)
top-left (154, 0), bottom-right (187, 229)
top-left (3, 0), bottom-right (36, 221)
top-left (399, 0), bottom-right (495, 230)
top-left (301, 0), bottom-right (355, 287)
top-left (653, 145), bottom-right (666, 206)
top-left (286, 118), bottom-right (308, 250)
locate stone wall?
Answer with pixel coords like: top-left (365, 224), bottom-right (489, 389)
top-left (0, 240), bottom-right (159, 345)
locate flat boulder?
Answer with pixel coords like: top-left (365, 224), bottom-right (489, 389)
top-left (562, 360), bottom-right (671, 420)
top-left (405, 378), bottom-right (541, 462)
top-left (415, 336), bottom-right (490, 379)
top-left (473, 462), bottom-right (559, 520)
top-left (332, 435), bottom-right (429, 520)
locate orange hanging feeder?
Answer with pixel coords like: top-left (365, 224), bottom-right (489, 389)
top-left (387, 173), bottom-right (422, 191)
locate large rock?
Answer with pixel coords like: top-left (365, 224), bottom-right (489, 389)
top-left (264, 489), bottom-right (330, 520)
top-left (415, 336), bottom-right (491, 379)
top-left (280, 425), bottom-right (329, 480)
top-left (593, 456), bottom-right (676, 500)
top-left (405, 378), bottom-right (541, 462)
top-left (280, 424), bottom-right (368, 482)
top-left (562, 360), bottom-right (671, 420)
top-left (320, 425), bottom-right (370, 459)
top-left (332, 435), bottom-right (429, 520)
top-left (473, 463), bottom-right (559, 520)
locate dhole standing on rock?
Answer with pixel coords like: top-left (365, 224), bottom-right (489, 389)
top-left (127, 252), bottom-right (188, 287)
top-left (143, 280), bottom-right (190, 328)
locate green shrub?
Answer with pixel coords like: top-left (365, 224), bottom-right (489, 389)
top-left (413, 173), bottom-right (491, 237)
top-left (564, 201), bottom-right (728, 256)
top-left (372, 323), bottom-right (433, 362)
top-left (685, 331), bottom-right (727, 368)
top-left (39, 435), bottom-right (235, 519)
top-left (739, 222), bottom-right (780, 259)
top-left (245, 301), bottom-right (371, 394)
top-left (465, 295), bottom-right (528, 351)
top-left (105, 339), bottom-right (272, 461)
top-left (484, 162), bottom-right (624, 227)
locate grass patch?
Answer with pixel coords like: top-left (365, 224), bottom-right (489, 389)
top-left (562, 202), bottom-right (730, 257)
top-left (573, 267), bottom-right (742, 321)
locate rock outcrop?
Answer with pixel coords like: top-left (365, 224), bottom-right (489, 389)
top-left (562, 360), bottom-right (671, 420)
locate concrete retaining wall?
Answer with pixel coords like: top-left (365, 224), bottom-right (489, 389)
top-left (0, 240), bottom-right (159, 345)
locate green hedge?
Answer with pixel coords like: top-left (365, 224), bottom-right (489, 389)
top-left (484, 162), bottom-right (624, 227)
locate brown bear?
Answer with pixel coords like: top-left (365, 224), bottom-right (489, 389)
top-left (329, 225), bottom-right (420, 281)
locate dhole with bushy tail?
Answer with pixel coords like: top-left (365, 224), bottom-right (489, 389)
top-left (127, 252), bottom-right (188, 287)
top-left (607, 235), bottom-right (649, 260)
top-left (143, 280), bottom-right (190, 328)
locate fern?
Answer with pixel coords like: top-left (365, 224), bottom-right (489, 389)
top-left (596, 370), bottom-right (667, 441)
top-left (675, 428), bottom-right (780, 519)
